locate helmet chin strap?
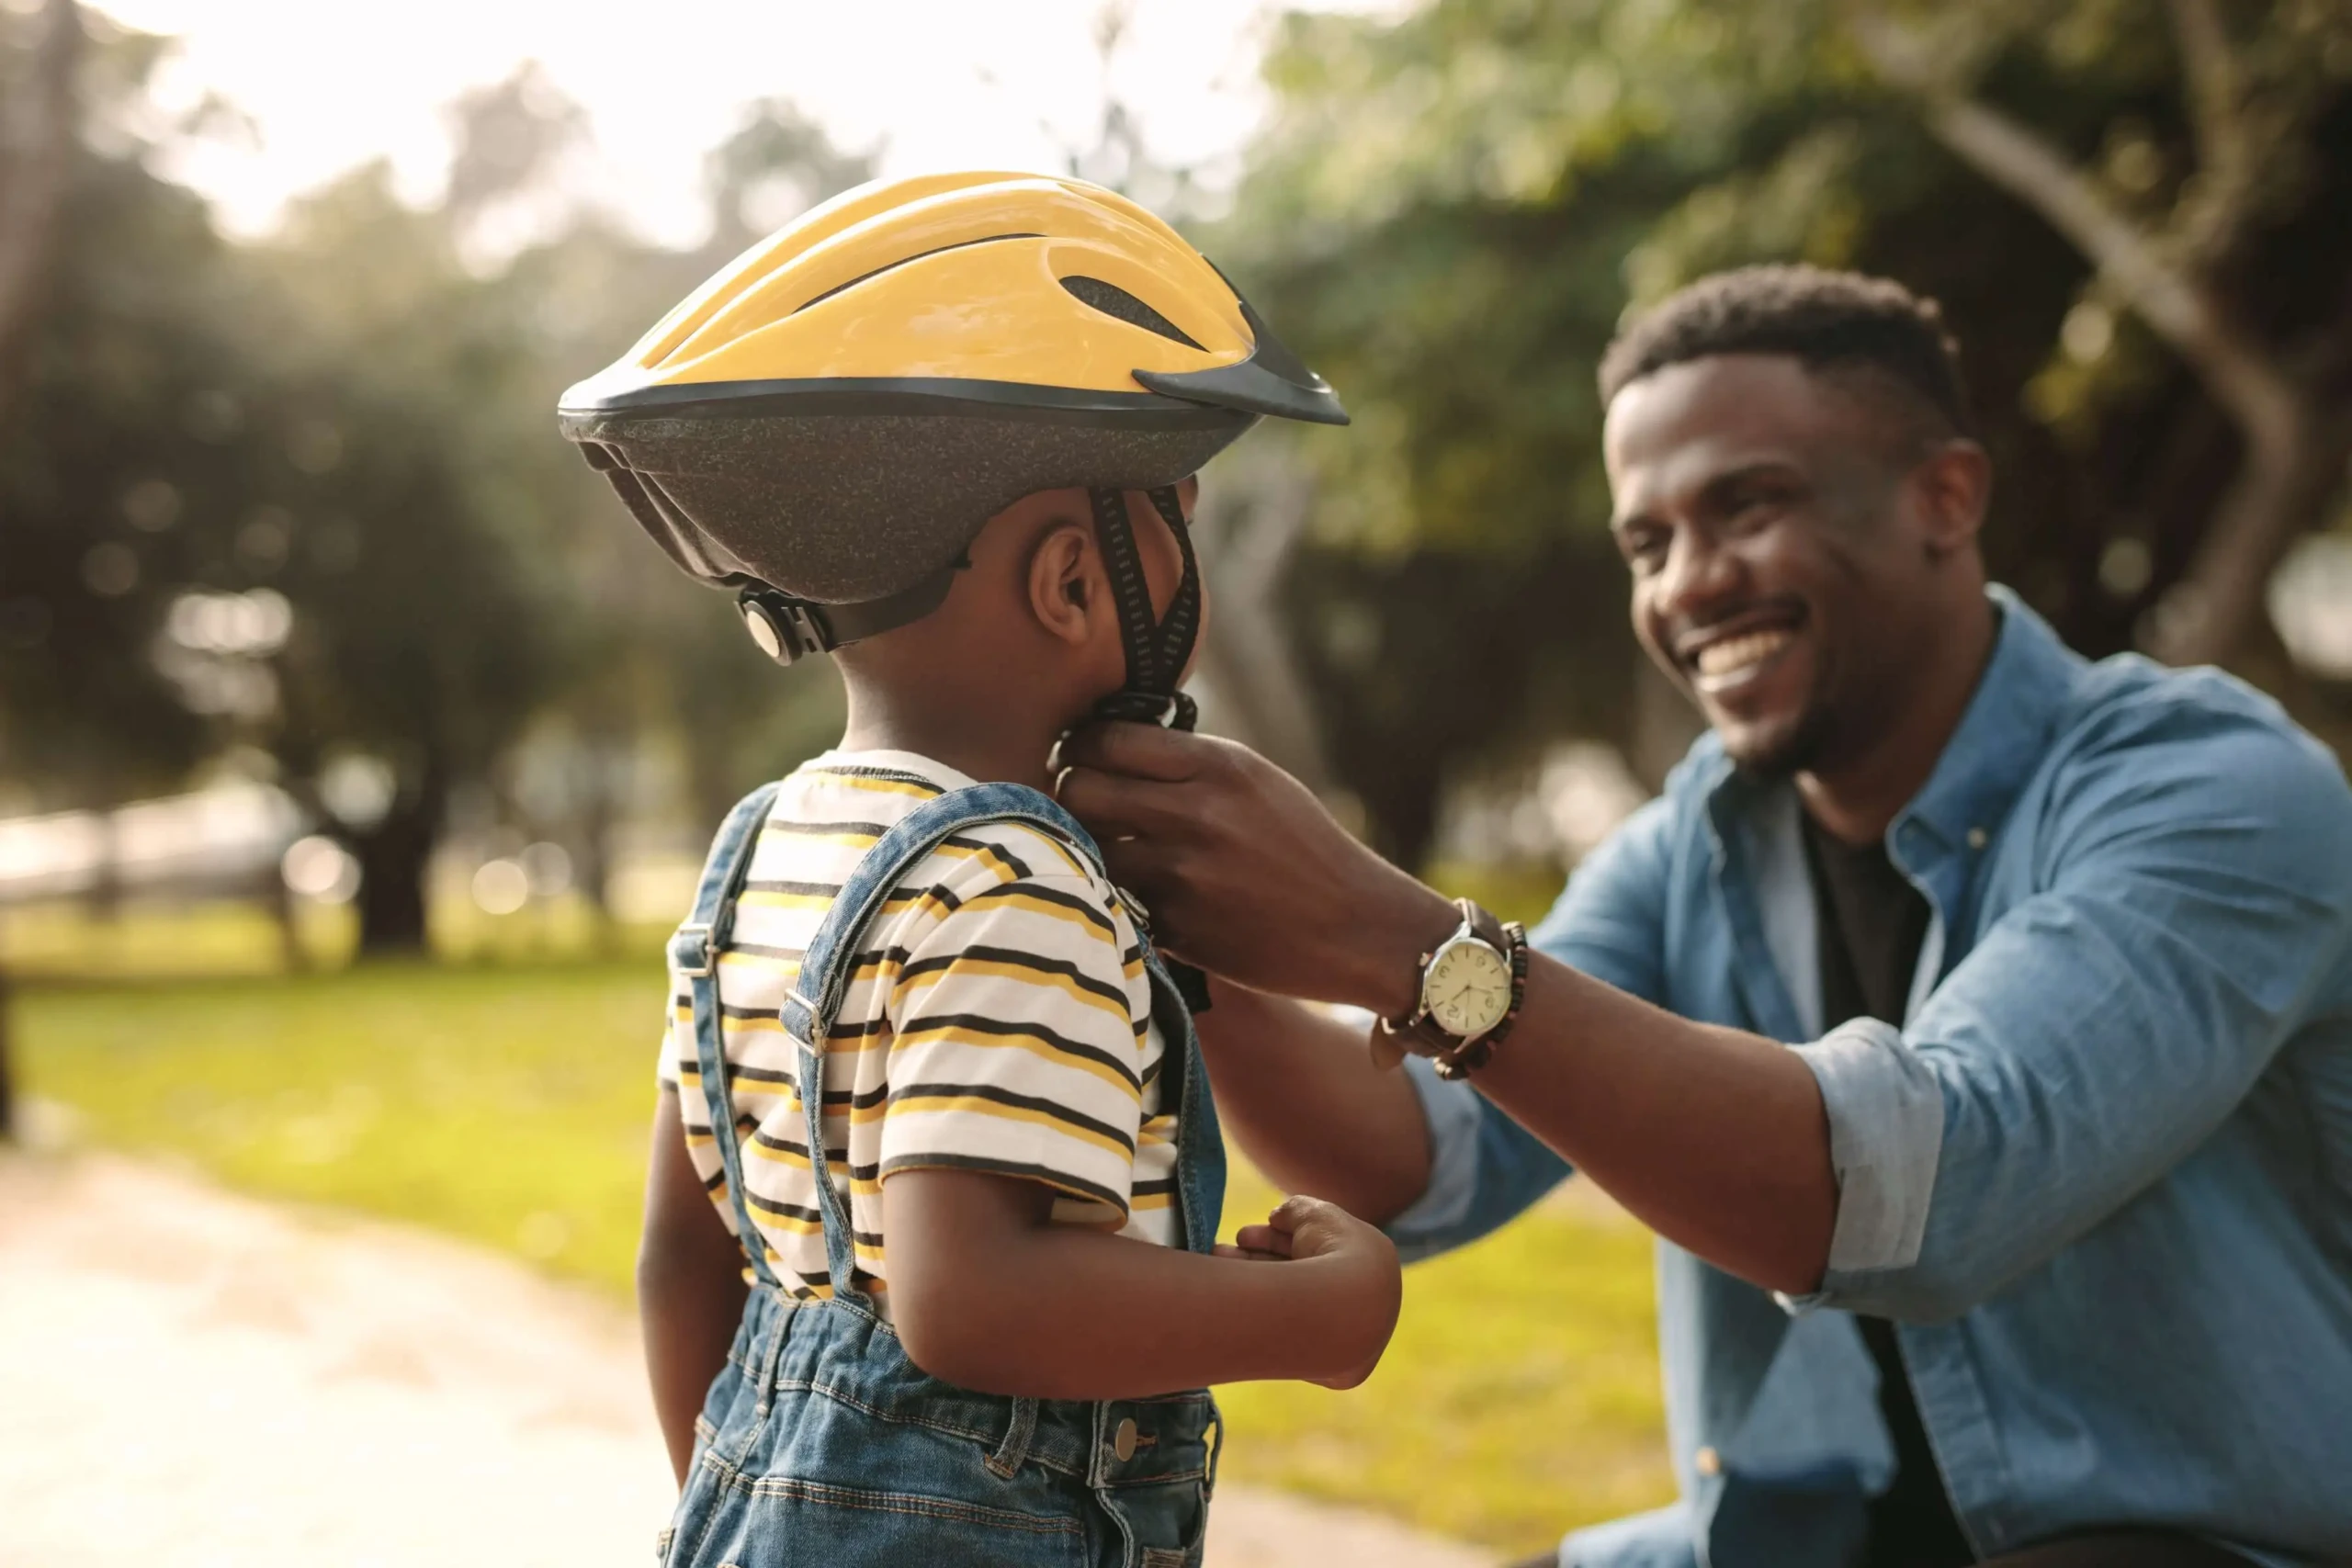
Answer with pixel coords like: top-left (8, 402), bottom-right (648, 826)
top-left (1085, 482), bottom-right (1216, 1016)
top-left (1085, 485), bottom-right (1202, 732)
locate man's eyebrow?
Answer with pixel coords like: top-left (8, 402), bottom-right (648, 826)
top-left (1695, 460), bottom-right (1803, 508)
top-left (1610, 457), bottom-right (1799, 532)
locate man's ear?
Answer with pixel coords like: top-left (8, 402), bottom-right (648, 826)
top-left (1026, 521), bottom-right (1098, 646)
top-left (1914, 439), bottom-right (1991, 561)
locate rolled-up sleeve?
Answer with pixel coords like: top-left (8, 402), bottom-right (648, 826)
top-left (1792, 702), bottom-right (2352, 1322)
top-left (1384, 792), bottom-right (1679, 1259)
top-left (1790, 1019), bottom-right (1945, 1276)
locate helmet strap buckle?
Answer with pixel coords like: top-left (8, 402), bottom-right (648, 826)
top-left (739, 588), bottom-right (833, 666)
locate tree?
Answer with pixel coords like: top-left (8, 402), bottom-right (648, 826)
top-left (0, 0), bottom-right (82, 1139)
top-left (1213, 0), bottom-right (2352, 862)
top-left (1852, 0), bottom-right (2352, 668)
top-left (0, 0), bottom-right (77, 422)
top-left (0, 40), bottom-right (566, 955)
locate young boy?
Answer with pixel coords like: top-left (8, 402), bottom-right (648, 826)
top-left (560, 173), bottom-right (1403, 1567)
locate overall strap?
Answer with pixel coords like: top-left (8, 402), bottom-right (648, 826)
top-left (782, 782), bottom-right (1103, 1300)
top-left (669, 781), bottom-right (786, 1288)
top-left (1142, 947), bottom-right (1227, 1258)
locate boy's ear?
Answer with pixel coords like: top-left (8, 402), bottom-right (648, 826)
top-left (1025, 520), bottom-right (1098, 646)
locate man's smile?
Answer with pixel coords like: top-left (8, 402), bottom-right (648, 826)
top-left (1672, 607), bottom-right (1806, 696)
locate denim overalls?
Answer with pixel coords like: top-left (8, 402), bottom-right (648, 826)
top-left (661, 779), bottom-right (1227, 1568)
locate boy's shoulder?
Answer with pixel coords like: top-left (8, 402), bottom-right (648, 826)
top-left (771, 750), bottom-right (1131, 933)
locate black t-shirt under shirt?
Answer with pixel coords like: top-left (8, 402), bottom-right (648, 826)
top-left (1800, 813), bottom-right (1976, 1568)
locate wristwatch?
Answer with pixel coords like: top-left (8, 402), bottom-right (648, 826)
top-left (1375, 898), bottom-right (1516, 1062)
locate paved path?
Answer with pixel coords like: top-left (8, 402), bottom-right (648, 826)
top-left (0, 1145), bottom-right (1493, 1568)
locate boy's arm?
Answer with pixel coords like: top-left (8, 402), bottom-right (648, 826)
top-left (886, 1169), bottom-right (1399, 1400)
top-left (638, 1087), bottom-right (748, 1484)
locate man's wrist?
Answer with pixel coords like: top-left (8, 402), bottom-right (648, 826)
top-left (1339, 882), bottom-right (1462, 1019)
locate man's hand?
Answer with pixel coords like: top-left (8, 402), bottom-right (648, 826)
top-left (1219, 1195), bottom-right (1402, 1389)
top-left (1055, 722), bottom-right (1456, 1016)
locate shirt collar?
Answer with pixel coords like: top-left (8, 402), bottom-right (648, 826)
top-left (1894, 585), bottom-right (2082, 857)
top-left (1701, 585), bottom-right (2084, 857)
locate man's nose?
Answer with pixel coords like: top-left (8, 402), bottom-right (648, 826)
top-left (1654, 531), bottom-right (1743, 623)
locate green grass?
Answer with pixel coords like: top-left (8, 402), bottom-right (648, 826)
top-left (15, 960), bottom-right (1670, 1555)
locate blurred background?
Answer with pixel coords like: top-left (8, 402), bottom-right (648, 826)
top-left (6, 0), bottom-right (2352, 1560)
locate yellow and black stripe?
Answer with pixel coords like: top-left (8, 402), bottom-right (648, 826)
top-left (661, 750), bottom-right (1183, 1310)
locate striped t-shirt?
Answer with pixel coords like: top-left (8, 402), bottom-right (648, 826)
top-left (660, 750), bottom-right (1181, 1308)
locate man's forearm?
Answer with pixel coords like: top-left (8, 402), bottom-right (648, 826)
top-left (1453, 955), bottom-right (1836, 1294)
top-left (1052, 725), bottom-right (1838, 1293)
top-left (1194, 981), bottom-right (1431, 1225)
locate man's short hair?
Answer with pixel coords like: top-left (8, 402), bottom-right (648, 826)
top-left (1598, 265), bottom-right (1974, 438)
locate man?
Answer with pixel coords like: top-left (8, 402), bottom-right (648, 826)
top-left (1056, 267), bottom-right (2352, 1568)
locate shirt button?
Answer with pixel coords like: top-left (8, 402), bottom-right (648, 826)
top-left (1967, 826), bottom-right (1988, 852)
top-left (1113, 1417), bottom-right (1138, 1461)
top-left (1694, 1445), bottom-right (1723, 1477)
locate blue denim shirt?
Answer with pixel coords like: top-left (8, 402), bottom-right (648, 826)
top-left (1390, 591), bottom-right (2352, 1568)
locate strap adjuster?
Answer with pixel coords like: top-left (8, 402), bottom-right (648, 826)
top-left (740, 592), bottom-right (831, 666)
top-left (671, 920), bottom-right (717, 978)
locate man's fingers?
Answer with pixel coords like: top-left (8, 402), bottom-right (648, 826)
top-left (1055, 719), bottom-right (1212, 784)
top-left (1054, 766), bottom-right (1204, 844)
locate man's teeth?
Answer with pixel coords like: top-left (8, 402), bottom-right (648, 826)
top-left (1693, 627), bottom-right (1794, 678)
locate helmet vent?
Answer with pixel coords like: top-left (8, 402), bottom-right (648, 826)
top-left (1060, 275), bottom-right (1203, 350)
top-left (787, 232), bottom-right (1041, 320)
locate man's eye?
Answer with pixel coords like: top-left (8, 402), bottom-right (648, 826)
top-left (1621, 529), bottom-right (1668, 569)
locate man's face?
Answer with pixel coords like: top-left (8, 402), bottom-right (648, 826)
top-left (1603, 354), bottom-right (1944, 776)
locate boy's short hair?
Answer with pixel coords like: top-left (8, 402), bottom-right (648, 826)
top-left (1599, 265), bottom-right (1975, 439)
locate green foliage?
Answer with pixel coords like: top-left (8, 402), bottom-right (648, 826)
top-left (1208, 0), bottom-right (2352, 856)
top-left (19, 962), bottom-right (1669, 1553)
top-left (0, 32), bottom-right (872, 943)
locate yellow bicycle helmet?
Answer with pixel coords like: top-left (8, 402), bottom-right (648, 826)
top-left (558, 170), bottom-right (1346, 718)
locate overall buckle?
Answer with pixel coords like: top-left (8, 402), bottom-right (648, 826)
top-left (671, 921), bottom-right (717, 977)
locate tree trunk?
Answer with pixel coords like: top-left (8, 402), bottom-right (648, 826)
top-left (1189, 453), bottom-right (1337, 795)
top-left (0, 0), bottom-right (79, 425)
top-left (573, 728), bottom-right (628, 951)
top-left (266, 866), bottom-right (306, 973)
top-left (0, 0), bottom-right (82, 1139)
top-left (351, 762), bottom-right (447, 956)
top-left (2143, 402), bottom-right (2352, 667)
top-left (0, 958), bottom-right (15, 1143)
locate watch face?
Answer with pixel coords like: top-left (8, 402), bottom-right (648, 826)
top-left (1424, 939), bottom-right (1511, 1039)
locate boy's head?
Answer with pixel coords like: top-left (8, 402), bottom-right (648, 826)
top-left (556, 171), bottom-right (1343, 728)
top-left (834, 479), bottom-right (1205, 735)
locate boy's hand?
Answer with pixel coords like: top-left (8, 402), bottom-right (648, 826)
top-left (1221, 1194), bottom-right (1402, 1390)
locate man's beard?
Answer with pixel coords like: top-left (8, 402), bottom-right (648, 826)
top-left (1724, 694), bottom-right (1842, 781)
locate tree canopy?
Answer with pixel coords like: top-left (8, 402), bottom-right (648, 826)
top-left (1207, 0), bottom-right (2352, 862)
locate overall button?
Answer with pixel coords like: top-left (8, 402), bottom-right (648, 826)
top-left (1113, 1417), bottom-right (1139, 1461)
